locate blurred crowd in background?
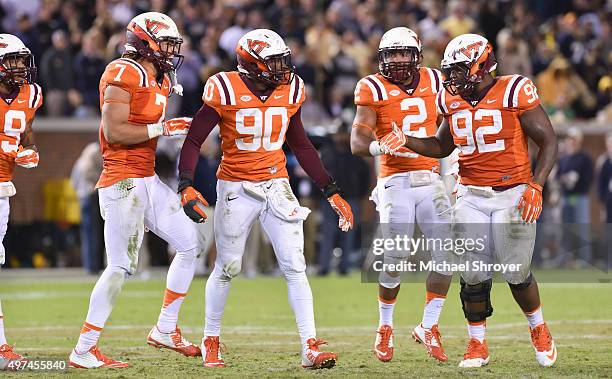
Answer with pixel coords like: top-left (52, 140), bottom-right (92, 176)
top-left (0, 0), bottom-right (610, 274)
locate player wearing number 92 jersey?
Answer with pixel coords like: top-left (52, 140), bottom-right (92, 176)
top-left (394, 33), bottom-right (558, 369)
top-left (178, 29), bottom-right (353, 370)
top-left (0, 33), bottom-right (41, 364)
top-left (350, 27), bottom-right (453, 364)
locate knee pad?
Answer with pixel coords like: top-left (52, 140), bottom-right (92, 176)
top-left (460, 278), bottom-right (493, 322)
top-left (507, 272), bottom-right (533, 291)
top-left (174, 248), bottom-right (198, 268)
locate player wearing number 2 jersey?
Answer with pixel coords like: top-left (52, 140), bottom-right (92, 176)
top-left (0, 33), bottom-right (41, 364)
top-left (69, 12), bottom-right (203, 369)
top-left (350, 27), bottom-right (453, 363)
top-left (178, 29), bottom-right (353, 370)
top-left (386, 33), bottom-right (558, 368)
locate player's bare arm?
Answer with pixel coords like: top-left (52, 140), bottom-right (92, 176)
top-left (519, 104), bottom-right (558, 186)
top-left (350, 105), bottom-right (377, 156)
top-left (102, 85), bottom-right (151, 145)
top-left (403, 119), bottom-right (455, 158)
top-left (20, 119), bottom-right (36, 149)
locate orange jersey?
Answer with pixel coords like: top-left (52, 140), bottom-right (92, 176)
top-left (354, 68), bottom-right (443, 177)
top-left (437, 75), bottom-right (540, 186)
top-left (0, 83), bottom-right (42, 182)
top-left (97, 58), bottom-right (171, 188)
top-left (203, 71), bottom-right (305, 182)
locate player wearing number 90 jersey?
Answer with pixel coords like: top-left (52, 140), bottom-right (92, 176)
top-left (350, 27), bottom-right (454, 364)
top-left (178, 29), bottom-right (353, 369)
top-left (0, 33), bottom-right (41, 364)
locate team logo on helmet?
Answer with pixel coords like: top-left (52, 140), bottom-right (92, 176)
top-left (247, 39), bottom-right (270, 55)
top-left (145, 19), bottom-right (170, 35)
top-left (453, 41), bottom-right (485, 61)
top-left (0, 43), bottom-right (7, 48)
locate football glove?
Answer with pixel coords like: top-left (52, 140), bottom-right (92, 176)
top-left (15, 146), bottom-right (39, 169)
top-left (379, 122), bottom-right (406, 154)
top-left (517, 182), bottom-right (543, 223)
top-left (180, 186), bottom-right (209, 223)
top-left (323, 181), bottom-right (353, 232)
top-left (147, 117), bottom-right (192, 138)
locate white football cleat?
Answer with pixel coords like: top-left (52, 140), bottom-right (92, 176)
top-left (530, 323), bottom-right (557, 367)
top-left (412, 323), bottom-right (448, 362)
top-left (68, 346), bottom-right (129, 368)
top-left (147, 326), bottom-right (201, 357)
top-left (458, 338), bottom-right (489, 368)
top-left (301, 338), bottom-right (337, 369)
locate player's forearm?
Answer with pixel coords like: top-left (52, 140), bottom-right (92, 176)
top-left (178, 103), bottom-right (221, 182)
top-left (350, 136), bottom-right (373, 157)
top-left (532, 140), bottom-right (558, 187)
top-left (404, 136), bottom-right (449, 158)
top-left (20, 124), bottom-right (36, 149)
top-left (103, 121), bottom-right (151, 145)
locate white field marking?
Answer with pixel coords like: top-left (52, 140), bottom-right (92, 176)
top-left (1, 290), bottom-right (162, 300)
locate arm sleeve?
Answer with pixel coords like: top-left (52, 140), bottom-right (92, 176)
top-left (285, 108), bottom-right (332, 189)
top-left (178, 103), bottom-right (221, 180)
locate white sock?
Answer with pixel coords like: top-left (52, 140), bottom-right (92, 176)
top-left (204, 265), bottom-right (232, 337)
top-left (285, 271), bottom-right (316, 347)
top-left (157, 249), bottom-right (196, 333)
top-left (422, 291), bottom-right (446, 329)
top-left (525, 306), bottom-right (544, 329)
top-left (467, 321), bottom-right (486, 343)
top-left (378, 298), bottom-right (396, 327)
top-left (0, 300), bottom-right (7, 345)
top-left (75, 266), bottom-right (126, 353)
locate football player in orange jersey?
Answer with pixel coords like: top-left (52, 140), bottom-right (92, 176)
top-left (381, 34), bottom-right (558, 368)
top-left (178, 29), bottom-right (353, 369)
top-left (350, 27), bottom-right (453, 363)
top-left (69, 12), bottom-right (202, 369)
top-left (0, 34), bottom-right (41, 365)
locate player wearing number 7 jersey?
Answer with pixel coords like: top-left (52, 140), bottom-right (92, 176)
top-left (350, 27), bottom-right (454, 363)
top-left (178, 29), bottom-right (353, 369)
top-left (69, 12), bottom-right (203, 369)
top-left (386, 33), bottom-right (558, 368)
top-left (0, 33), bottom-right (41, 364)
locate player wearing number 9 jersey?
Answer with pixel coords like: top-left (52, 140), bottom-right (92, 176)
top-left (70, 12), bottom-right (203, 370)
top-left (350, 27), bottom-right (453, 363)
top-left (0, 33), bottom-right (41, 364)
top-left (395, 33), bottom-right (558, 368)
top-left (178, 29), bottom-right (353, 370)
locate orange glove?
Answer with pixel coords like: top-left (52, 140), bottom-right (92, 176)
top-left (180, 186), bottom-right (209, 223)
top-left (15, 146), bottom-right (39, 168)
top-left (517, 182), bottom-right (543, 223)
top-left (379, 122), bottom-right (406, 154)
top-left (328, 193), bottom-right (354, 232)
top-left (147, 117), bottom-right (192, 138)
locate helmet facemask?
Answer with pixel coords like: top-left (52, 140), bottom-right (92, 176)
top-left (238, 49), bottom-right (295, 88)
top-left (378, 47), bottom-right (421, 84)
top-left (125, 30), bottom-right (183, 75)
top-left (442, 44), bottom-right (496, 98)
top-left (0, 51), bottom-right (36, 89)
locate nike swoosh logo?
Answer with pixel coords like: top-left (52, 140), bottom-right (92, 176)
top-left (419, 87), bottom-right (429, 92)
top-left (227, 196), bottom-right (238, 202)
top-left (17, 99), bottom-right (26, 103)
top-left (274, 94), bottom-right (284, 99)
top-left (486, 99), bottom-right (497, 104)
top-left (384, 184), bottom-right (394, 189)
top-left (126, 186), bottom-right (136, 191)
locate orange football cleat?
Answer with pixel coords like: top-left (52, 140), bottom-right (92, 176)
top-left (459, 338), bottom-right (489, 368)
top-left (147, 326), bottom-right (201, 357)
top-left (68, 345), bottom-right (129, 368)
top-left (0, 344), bottom-right (25, 361)
top-left (530, 323), bottom-right (557, 367)
top-left (302, 338), bottom-right (337, 369)
top-left (202, 336), bottom-right (225, 368)
top-left (374, 325), bottom-right (394, 362)
top-left (412, 323), bottom-right (448, 362)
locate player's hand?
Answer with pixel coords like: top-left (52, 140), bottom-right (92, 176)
top-left (163, 117), bottom-right (192, 136)
top-left (180, 186), bottom-right (209, 223)
top-left (517, 182), bottom-right (543, 223)
top-left (379, 122), bottom-right (406, 154)
top-left (328, 193), bottom-right (353, 232)
top-left (15, 146), bottom-right (39, 168)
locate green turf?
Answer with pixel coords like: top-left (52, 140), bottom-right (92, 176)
top-left (0, 272), bottom-right (611, 378)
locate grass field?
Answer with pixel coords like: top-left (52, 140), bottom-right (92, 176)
top-left (0, 270), bottom-right (611, 378)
